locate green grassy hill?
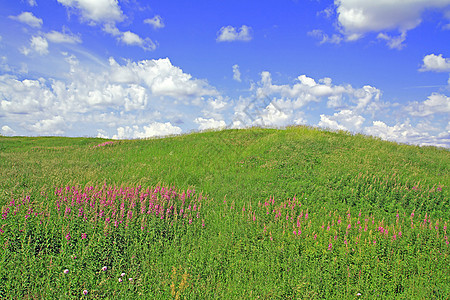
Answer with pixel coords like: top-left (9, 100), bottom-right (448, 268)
top-left (0, 126), bottom-right (449, 298)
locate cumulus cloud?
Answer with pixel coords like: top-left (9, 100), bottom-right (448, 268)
top-left (318, 109), bottom-right (365, 132)
top-left (0, 54), bottom-right (220, 136)
top-left (376, 32), bottom-right (407, 50)
top-left (232, 64), bottom-right (241, 82)
top-left (31, 36), bottom-right (49, 55)
top-left (144, 15), bottom-right (165, 29)
top-left (28, 0), bottom-right (37, 6)
top-left (365, 120), bottom-right (450, 147)
top-left (45, 30), bottom-right (82, 44)
top-left (9, 12), bottom-right (43, 28)
top-left (108, 57), bottom-right (217, 98)
top-left (57, 0), bottom-right (124, 24)
top-left (119, 31), bottom-right (156, 51)
top-left (20, 36), bottom-right (50, 56)
top-left (57, 0), bottom-right (157, 51)
top-left (409, 93), bottom-right (450, 117)
top-left (1, 125), bottom-right (16, 136)
top-left (334, 0), bottom-right (450, 47)
top-left (256, 71), bottom-right (348, 108)
top-left (419, 54), bottom-right (450, 72)
top-left (217, 25), bottom-right (252, 42)
top-left (30, 116), bottom-right (66, 135)
top-left (194, 117), bottom-right (226, 131)
top-left (112, 122), bottom-right (182, 139)
top-left (308, 29), bottom-right (343, 45)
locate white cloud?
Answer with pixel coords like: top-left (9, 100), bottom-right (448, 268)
top-left (30, 116), bottom-right (66, 135)
top-left (1, 125), bottom-right (16, 136)
top-left (108, 57), bottom-right (217, 98)
top-left (57, 1), bottom-right (158, 51)
top-left (96, 129), bottom-right (109, 138)
top-left (217, 25), bottom-right (252, 42)
top-left (318, 109), bottom-right (365, 132)
top-left (57, 0), bottom-right (124, 24)
top-left (9, 12), bottom-right (43, 28)
top-left (28, 0), bottom-right (37, 6)
top-left (144, 15), bottom-right (165, 29)
top-left (257, 71), bottom-right (348, 108)
top-left (334, 0), bottom-right (450, 47)
top-left (30, 36), bottom-right (49, 55)
top-left (45, 30), bottom-right (82, 44)
top-left (409, 93), bottom-right (450, 116)
top-left (112, 122), bottom-right (182, 139)
top-left (119, 31), bottom-right (156, 51)
top-left (376, 32), bottom-right (407, 50)
top-left (365, 120), bottom-right (450, 147)
top-left (194, 117), bottom-right (226, 131)
top-left (232, 64), bottom-right (241, 82)
top-left (308, 29), bottom-right (343, 44)
top-left (419, 54), bottom-right (450, 72)
top-left (0, 55), bottom-right (220, 136)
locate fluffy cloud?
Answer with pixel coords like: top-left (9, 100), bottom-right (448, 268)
top-left (108, 57), bottom-right (217, 98)
top-left (419, 54), bottom-right (450, 72)
top-left (144, 15), bottom-right (165, 29)
top-left (30, 116), bottom-right (66, 135)
top-left (409, 93), bottom-right (450, 117)
top-left (0, 55), bottom-right (219, 136)
top-left (334, 0), bottom-right (450, 47)
top-left (257, 72), bottom-right (348, 108)
top-left (308, 29), bottom-right (343, 45)
top-left (112, 122), bottom-right (182, 139)
top-left (365, 120), bottom-right (450, 147)
top-left (9, 12), bottom-right (43, 28)
top-left (57, 0), bottom-right (124, 24)
top-left (194, 117), bottom-right (226, 130)
top-left (45, 30), bottom-right (82, 44)
top-left (318, 109), bottom-right (365, 132)
top-left (29, 36), bottom-right (49, 55)
top-left (232, 64), bottom-right (241, 82)
top-left (1, 125), bottom-right (16, 136)
top-left (57, 0), bottom-right (156, 51)
top-left (119, 31), bottom-right (156, 51)
top-left (217, 25), bottom-right (252, 42)
top-left (376, 32), bottom-right (407, 50)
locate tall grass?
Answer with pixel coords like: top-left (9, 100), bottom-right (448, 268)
top-left (0, 126), bottom-right (449, 298)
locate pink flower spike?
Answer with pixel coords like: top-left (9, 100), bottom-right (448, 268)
top-left (81, 233), bottom-right (87, 239)
top-left (328, 243), bottom-right (332, 251)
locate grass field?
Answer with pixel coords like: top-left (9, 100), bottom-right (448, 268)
top-left (0, 126), bottom-right (449, 299)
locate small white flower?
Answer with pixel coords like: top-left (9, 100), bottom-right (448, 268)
top-left (121, 272), bottom-right (126, 277)
top-left (101, 266), bottom-right (108, 271)
top-left (63, 269), bottom-right (69, 274)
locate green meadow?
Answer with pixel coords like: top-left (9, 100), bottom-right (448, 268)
top-left (0, 126), bottom-right (449, 299)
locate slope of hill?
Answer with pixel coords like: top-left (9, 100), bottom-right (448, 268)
top-left (0, 126), bottom-right (449, 298)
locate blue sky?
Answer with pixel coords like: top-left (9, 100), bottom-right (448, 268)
top-left (0, 0), bottom-right (449, 147)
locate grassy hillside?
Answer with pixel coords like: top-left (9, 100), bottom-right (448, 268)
top-left (0, 126), bottom-right (449, 298)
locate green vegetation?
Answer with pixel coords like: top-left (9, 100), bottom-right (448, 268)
top-left (0, 126), bottom-right (449, 299)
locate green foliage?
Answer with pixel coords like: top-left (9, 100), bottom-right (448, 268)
top-left (0, 126), bottom-right (449, 298)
